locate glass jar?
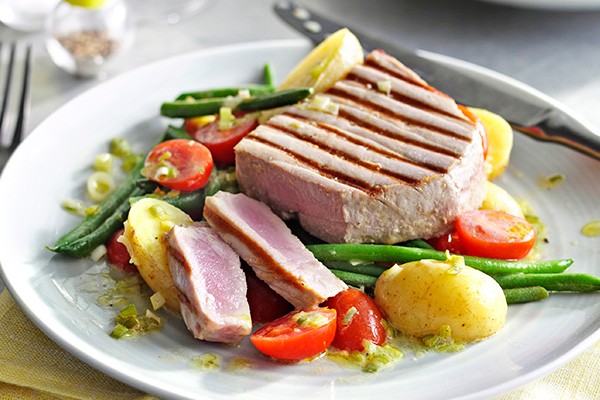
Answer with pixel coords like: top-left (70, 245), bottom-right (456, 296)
top-left (46, 0), bottom-right (134, 78)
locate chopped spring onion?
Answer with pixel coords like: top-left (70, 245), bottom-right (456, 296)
top-left (85, 205), bottom-right (99, 216)
top-left (87, 171), bottom-right (115, 202)
top-left (119, 303), bottom-right (138, 318)
top-left (377, 80), bottom-right (392, 95)
top-left (581, 220), bottom-right (600, 237)
top-left (110, 137), bottom-right (134, 158)
top-left (110, 324), bottom-right (130, 339)
top-left (342, 306), bottom-right (358, 325)
top-left (150, 292), bottom-right (166, 310)
top-left (61, 198), bottom-right (86, 216)
top-left (93, 152), bottom-right (114, 172)
top-left (218, 107), bottom-right (236, 130)
top-left (306, 94), bottom-right (339, 115)
top-left (89, 244), bottom-right (107, 262)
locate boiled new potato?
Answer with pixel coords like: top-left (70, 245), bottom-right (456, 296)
top-left (374, 257), bottom-right (507, 343)
top-left (120, 198), bottom-right (193, 312)
top-left (469, 107), bottom-right (513, 180)
top-left (480, 181), bottom-right (524, 218)
top-left (278, 28), bottom-right (363, 93)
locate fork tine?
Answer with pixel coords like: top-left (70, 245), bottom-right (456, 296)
top-left (0, 42), bottom-right (17, 142)
top-left (9, 44), bottom-right (32, 152)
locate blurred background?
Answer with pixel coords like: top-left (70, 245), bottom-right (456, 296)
top-left (1, 0), bottom-right (600, 135)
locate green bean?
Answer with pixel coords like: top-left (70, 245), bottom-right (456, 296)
top-left (330, 269), bottom-right (378, 288)
top-left (322, 260), bottom-right (388, 277)
top-left (401, 239), bottom-right (434, 249)
top-left (163, 125), bottom-right (194, 141)
top-left (175, 85), bottom-right (274, 101)
top-left (161, 87), bottom-right (312, 119)
top-left (306, 244), bottom-right (573, 275)
top-left (263, 63), bottom-right (276, 87)
top-left (51, 187), bottom-right (145, 257)
top-left (504, 287), bottom-right (549, 304)
top-left (237, 87), bottom-right (313, 112)
top-left (493, 273), bottom-right (600, 292)
top-left (160, 98), bottom-right (224, 118)
top-left (50, 159), bottom-right (145, 249)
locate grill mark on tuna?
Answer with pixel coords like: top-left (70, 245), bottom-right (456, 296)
top-left (327, 86), bottom-right (470, 143)
top-left (244, 134), bottom-right (385, 195)
top-left (345, 71), bottom-right (469, 124)
top-left (284, 111), bottom-right (447, 174)
top-left (203, 206), bottom-right (324, 297)
top-left (364, 56), bottom-right (433, 91)
top-left (334, 107), bottom-right (461, 158)
top-left (266, 119), bottom-right (423, 185)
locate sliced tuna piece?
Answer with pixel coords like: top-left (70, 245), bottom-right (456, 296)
top-left (203, 191), bottom-right (347, 309)
top-left (235, 49), bottom-right (487, 244)
top-left (166, 221), bottom-right (251, 345)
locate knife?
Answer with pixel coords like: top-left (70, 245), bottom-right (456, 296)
top-left (274, 1), bottom-right (600, 162)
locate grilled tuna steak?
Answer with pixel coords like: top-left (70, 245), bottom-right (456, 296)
top-left (203, 191), bottom-right (347, 309)
top-left (235, 50), bottom-right (487, 244)
top-left (166, 222), bottom-right (251, 345)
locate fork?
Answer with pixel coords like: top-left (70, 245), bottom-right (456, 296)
top-left (0, 42), bottom-right (32, 173)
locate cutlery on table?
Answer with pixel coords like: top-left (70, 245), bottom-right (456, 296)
top-left (274, 1), bottom-right (600, 161)
top-left (0, 42), bottom-right (32, 173)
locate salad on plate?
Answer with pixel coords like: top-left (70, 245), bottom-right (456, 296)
top-left (46, 28), bottom-right (600, 373)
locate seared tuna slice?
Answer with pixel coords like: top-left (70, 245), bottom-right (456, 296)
top-left (203, 191), bottom-right (347, 309)
top-left (235, 49), bottom-right (486, 244)
top-left (166, 221), bottom-right (251, 345)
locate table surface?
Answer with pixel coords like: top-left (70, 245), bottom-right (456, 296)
top-left (1, 0), bottom-right (600, 396)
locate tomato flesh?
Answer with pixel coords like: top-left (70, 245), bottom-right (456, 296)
top-left (188, 112), bottom-right (258, 166)
top-left (106, 229), bottom-right (137, 274)
top-left (243, 263), bottom-right (293, 324)
top-left (143, 139), bottom-right (213, 192)
top-left (324, 288), bottom-right (387, 352)
top-left (427, 231), bottom-right (462, 254)
top-left (456, 210), bottom-right (536, 260)
top-left (250, 307), bottom-right (336, 361)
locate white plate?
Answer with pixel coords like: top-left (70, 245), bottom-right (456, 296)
top-left (1, 40), bottom-right (599, 400)
top-left (476, 0), bottom-right (600, 9)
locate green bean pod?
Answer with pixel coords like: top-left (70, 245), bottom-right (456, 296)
top-left (163, 125), bottom-right (194, 141)
top-left (51, 187), bottom-right (145, 257)
top-left (504, 287), bottom-right (549, 304)
top-left (160, 98), bottom-right (225, 118)
top-left (322, 260), bottom-right (388, 277)
top-left (175, 85), bottom-right (274, 101)
top-left (306, 244), bottom-right (574, 275)
top-left (494, 273), bottom-right (600, 292)
top-left (237, 87), bottom-right (313, 112)
top-left (330, 269), bottom-right (378, 288)
top-left (50, 160), bottom-right (145, 249)
top-left (263, 63), bottom-right (276, 87)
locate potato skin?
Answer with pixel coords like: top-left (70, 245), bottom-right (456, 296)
top-left (121, 198), bottom-right (193, 312)
top-left (374, 259), bottom-right (507, 343)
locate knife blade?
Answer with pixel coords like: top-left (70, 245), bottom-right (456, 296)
top-left (274, 1), bottom-right (600, 161)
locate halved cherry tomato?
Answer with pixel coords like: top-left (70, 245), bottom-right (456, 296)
top-left (243, 263), bottom-right (293, 324)
top-left (106, 228), bottom-right (137, 274)
top-left (188, 112), bottom-right (258, 166)
top-left (142, 139), bottom-right (213, 192)
top-left (324, 288), bottom-right (386, 352)
top-left (427, 231), bottom-right (462, 254)
top-left (250, 307), bottom-right (336, 361)
top-left (456, 209), bottom-right (536, 260)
